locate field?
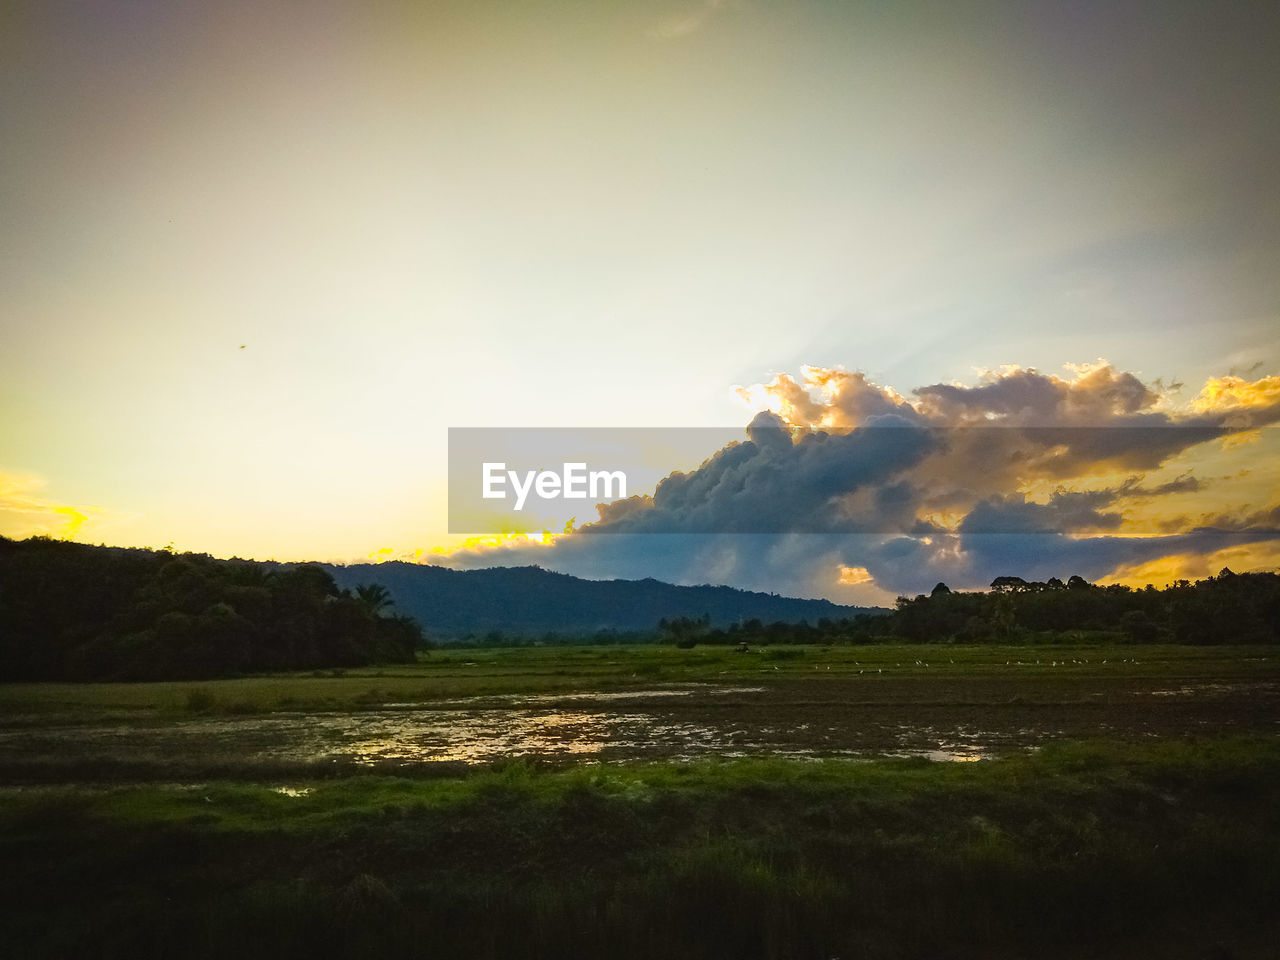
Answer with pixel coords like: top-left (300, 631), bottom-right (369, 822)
top-left (2, 643), bottom-right (1278, 958)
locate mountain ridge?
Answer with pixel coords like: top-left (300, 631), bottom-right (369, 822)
top-left (323, 561), bottom-right (886, 638)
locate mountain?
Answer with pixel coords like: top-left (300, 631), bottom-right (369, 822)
top-left (324, 562), bottom-right (886, 638)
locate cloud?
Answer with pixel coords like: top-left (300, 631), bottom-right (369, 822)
top-left (575, 411), bottom-right (939, 534)
top-left (577, 362), bottom-right (1270, 537)
top-left (0, 470), bottom-right (131, 542)
top-left (1100, 539), bottom-right (1280, 587)
top-left (1190, 374), bottom-right (1280, 429)
top-left (914, 360), bottom-right (1161, 425)
top-left (958, 490), bottom-right (1125, 535)
top-left (1151, 502), bottom-right (1280, 535)
top-left (1118, 474), bottom-right (1202, 498)
top-left (435, 362), bottom-right (1280, 598)
top-left (837, 565), bottom-right (872, 586)
top-left (856, 528), bottom-right (1280, 596)
top-left (736, 367), bottom-right (921, 430)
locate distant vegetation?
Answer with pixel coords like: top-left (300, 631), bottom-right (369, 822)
top-left (656, 569), bottom-right (1280, 647)
top-left (0, 537), bottom-right (424, 681)
top-left (889, 570), bottom-right (1280, 644)
top-left (3, 537), bottom-right (1276, 678)
top-left (324, 560), bottom-right (880, 637)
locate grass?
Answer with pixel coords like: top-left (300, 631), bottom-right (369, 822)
top-left (0, 642), bottom-right (1272, 715)
top-left (2, 643), bottom-right (1278, 957)
top-left (2, 739), bottom-right (1278, 958)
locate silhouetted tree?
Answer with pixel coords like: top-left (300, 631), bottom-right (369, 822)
top-left (354, 583), bottom-right (393, 615)
top-left (991, 576), bottom-right (1028, 591)
top-left (0, 537), bottom-right (419, 680)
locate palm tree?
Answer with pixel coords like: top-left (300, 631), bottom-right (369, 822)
top-left (353, 583), bottom-right (393, 616)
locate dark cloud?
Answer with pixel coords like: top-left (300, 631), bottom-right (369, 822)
top-left (1119, 474), bottom-right (1202, 498)
top-left (959, 490), bottom-right (1124, 535)
top-left (577, 415), bottom-right (939, 535)
top-left (443, 363), bottom-right (1280, 597)
top-left (1153, 502), bottom-right (1280, 535)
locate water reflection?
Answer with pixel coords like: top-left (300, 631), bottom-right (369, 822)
top-left (339, 709), bottom-right (741, 764)
top-left (345, 711), bottom-right (620, 763)
top-left (384, 685), bottom-right (765, 710)
top-left (4, 676), bottom-right (1276, 772)
top-left (891, 747), bottom-right (988, 762)
top-left (0, 702), bottom-right (1010, 766)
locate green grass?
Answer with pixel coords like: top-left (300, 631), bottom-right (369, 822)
top-left (2, 739), bottom-right (1278, 959)
top-left (2, 644), bottom-right (1277, 957)
top-left (0, 642), bottom-right (1272, 715)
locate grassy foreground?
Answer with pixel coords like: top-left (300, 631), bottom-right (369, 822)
top-left (1, 642), bottom-right (1273, 715)
top-left (3, 738), bottom-right (1279, 959)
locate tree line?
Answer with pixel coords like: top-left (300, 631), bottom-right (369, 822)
top-left (0, 536), bottom-right (425, 681)
top-left (658, 569), bottom-right (1280, 646)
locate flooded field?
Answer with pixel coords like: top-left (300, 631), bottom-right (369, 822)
top-left (3, 652), bottom-right (1277, 777)
top-left (4, 645), bottom-right (1280, 960)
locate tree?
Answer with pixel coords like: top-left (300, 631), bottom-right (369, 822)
top-left (353, 583), bottom-right (393, 616)
top-left (991, 576), bottom-right (1027, 592)
top-left (1120, 609), bottom-right (1159, 643)
top-left (990, 593), bottom-right (1017, 637)
top-left (659, 615), bottom-right (710, 648)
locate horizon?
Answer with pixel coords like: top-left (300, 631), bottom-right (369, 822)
top-left (4, 531), bottom-right (1266, 609)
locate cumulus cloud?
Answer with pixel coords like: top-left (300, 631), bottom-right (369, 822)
top-left (914, 360), bottom-right (1161, 425)
top-left (574, 412), bottom-right (939, 534)
top-left (437, 362), bottom-right (1280, 599)
top-left (580, 362), bottom-right (1269, 537)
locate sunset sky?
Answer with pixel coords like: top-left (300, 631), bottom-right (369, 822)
top-left (3, 1), bottom-right (1277, 604)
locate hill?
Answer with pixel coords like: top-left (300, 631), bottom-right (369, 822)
top-left (324, 562), bottom-right (884, 639)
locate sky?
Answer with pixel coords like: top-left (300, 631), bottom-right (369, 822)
top-left (2, 0), bottom-right (1278, 604)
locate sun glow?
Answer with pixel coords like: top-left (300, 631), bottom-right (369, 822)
top-left (837, 565), bottom-right (873, 586)
top-left (430, 528), bottom-right (564, 558)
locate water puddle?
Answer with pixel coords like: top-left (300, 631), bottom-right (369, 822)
top-left (891, 745), bottom-right (990, 762)
top-left (0, 699), bottom-right (1009, 766)
top-left (1139, 681), bottom-right (1279, 698)
top-left (13, 677), bottom-right (1268, 770)
top-left (384, 685), bottom-right (765, 710)
top-left (334, 710), bottom-right (721, 763)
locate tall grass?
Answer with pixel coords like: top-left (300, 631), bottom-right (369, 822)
top-left (2, 739), bottom-right (1278, 958)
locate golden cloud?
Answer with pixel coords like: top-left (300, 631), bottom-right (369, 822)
top-left (837, 564), bottom-right (873, 586)
top-left (1099, 540), bottom-right (1280, 588)
top-left (0, 470), bottom-right (128, 542)
top-left (1191, 374), bottom-right (1280, 413)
